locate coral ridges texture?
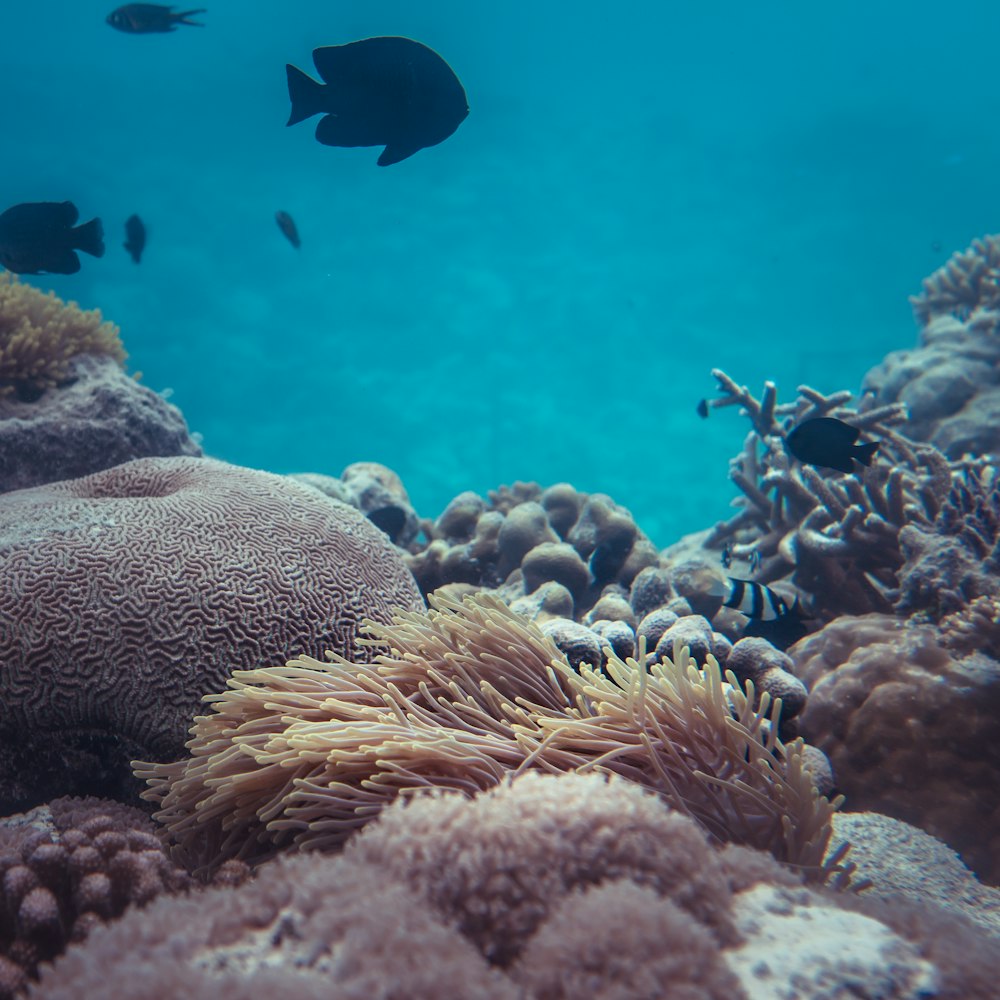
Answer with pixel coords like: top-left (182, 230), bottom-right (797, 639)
top-left (0, 456), bottom-right (424, 812)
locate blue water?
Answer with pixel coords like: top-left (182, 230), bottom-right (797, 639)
top-left (5, 1), bottom-right (999, 545)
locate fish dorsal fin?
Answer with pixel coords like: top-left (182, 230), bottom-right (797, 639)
top-left (57, 201), bottom-right (79, 225)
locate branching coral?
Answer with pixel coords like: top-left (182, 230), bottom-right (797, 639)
top-left (702, 369), bottom-right (953, 622)
top-left (910, 234), bottom-right (1000, 324)
top-left (0, 274), bottom-right (125, 398)
top-left (135, 593), bottom-right (844, 883)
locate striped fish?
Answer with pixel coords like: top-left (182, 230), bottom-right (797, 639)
top-left (722, 577), bottom-right (789, 621)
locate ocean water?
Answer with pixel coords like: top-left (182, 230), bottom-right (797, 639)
top-left (5, 0), bottom-right (1000, 545)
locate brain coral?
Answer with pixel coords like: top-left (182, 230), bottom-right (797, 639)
top-left (0, 457), bottom-right (424, 812)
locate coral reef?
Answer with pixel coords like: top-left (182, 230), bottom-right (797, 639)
top-left (0, 275), bottom-right (124, 399)
top-left (28, 774), bottom-right (1000, 1000)
top-left (136, 593), bottom-right (843, 882)
top-left (862, 235), bottom-right (1000, 457)
top-left (0, 797), bottom-right (197, 999)
top-left (696, 369), bottom-right (952, 623)
top-left (792, 613), bottom-right (1000, 884)
top-left (292, 461), bottom-right (420, 547)
top-left (404, 481), bottom-right (660, 613)
top-left (0, 355), bottom-right (201, 494)
top-left (0, 456), bottom-right (423, 813)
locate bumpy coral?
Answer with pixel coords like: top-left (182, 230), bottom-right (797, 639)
top-left (137, 593), bottom-right (843, 881)
top-left (28, 774), bottom-right (997, 1000)
top-left (699, 369), bottom-right (952, 623)
top-left (0, 355), bottom-right (202, 494)
top-left (0, 275), bottom-right (124, 398)
top-left (0, 456), bottom-right (424, 813)
top-left (792, 614), bottom-right (1000, 885)
top-left (404, 481), bottom-right (660, 615)
top-left (0, 797), bottom-right (194, 999)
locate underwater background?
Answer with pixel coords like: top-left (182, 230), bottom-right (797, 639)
top-left (5, 0), bottom-right (1000, 545)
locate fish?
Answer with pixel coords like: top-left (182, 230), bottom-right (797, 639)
top-left (124, 214), bottom-right (146, 263)
top-left (286, 36), bottom-right (469, 166)
top-left (696, 398), bottom-right (709, 419)
top-left (786, 416), bottom-right (879, 475)
top-left (106, 4), bottom-right (205, 33)
top-left (0, 201), bottom-right (105, 275)
top-left (275, 210), bottom-right (300, 249)
top-left (719, 577), bottom-right (790, 622)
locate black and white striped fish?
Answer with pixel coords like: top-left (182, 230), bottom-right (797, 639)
top-left (718, 577), bottom-right (789, 621)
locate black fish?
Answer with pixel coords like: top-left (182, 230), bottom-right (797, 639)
top-left (696, 398), bottom-right (709, 419)
top-left (286, 36), bottom-right (469, 166)
top-left (786, 417), bottom-right (879, 475)
top-left (275, 210), bottom-right (300, 249)
top-left (0, 201), bottom-right (104, 275)
top-left (106, 4), bottom-right (205, 33)
top-left (124, 214), bottom-right (146, 263)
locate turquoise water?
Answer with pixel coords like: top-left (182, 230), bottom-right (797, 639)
top-left (6, 1), bottom-right (999, 544)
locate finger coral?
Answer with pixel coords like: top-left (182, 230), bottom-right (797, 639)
top-left (0, 456), bottom-right (424, 813)
top-left (0, 797), bottom-right (195, 1000)
top-left (136, 592), bottom-right (844, 882)
top-left (0, 274), bottom-right (124, 398)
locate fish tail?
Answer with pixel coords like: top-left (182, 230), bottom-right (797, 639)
top-left (175, 9), bottom-right (206, 26)
top-left (853, 441), bottom-right (880, 467)
top-left (73, 218), bottom-right (105, 259)
top-left (286, 64), bottom-right (326, 126)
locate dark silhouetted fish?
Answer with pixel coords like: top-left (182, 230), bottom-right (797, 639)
top-left (0, 201), bottom-right (105, 275)
top-left (286, 36), bottom-right (469, 166)
top-left (696, 398), bottom-right (709, 419)
top-left (275, 210), bottom-right (300, 249)
top-left (124, 214), bottom-right (146, 263)
top-left (106, 4), bottom-right (205, 33)
top-left (786, 416), bottom-right (879, 475)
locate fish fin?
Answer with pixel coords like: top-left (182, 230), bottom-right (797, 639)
top-left (73, 218), bottom-right (105, 258)
top-left (175, 9), bottom-right (206, 26)
top-left (286, 64), bottom-right (325, 126)
top-left (377, 143), bottom-right (420, 166)
top-left (852, 441), bottom-right (880, 467)
top-left (311, 38), bottom-right (401, 85)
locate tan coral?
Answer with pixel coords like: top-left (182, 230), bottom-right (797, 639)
top-left (136, 592), bottom-right (845, 883)
top-left (910, 234), bottom-right (1000, 324)
top-left (0, 274), bottom-right (125, 396)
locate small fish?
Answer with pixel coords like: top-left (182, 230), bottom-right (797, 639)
top-left (721, 577), bottom-right (790, 621)
top-left (0, 201), bottom-right (104, 275)
top-left (124, 214), bottom-right (146, 263)
top-left (786, 417), bottom-right (879, 475)
top-left (275, 210), bottom-right (300, 249)
top-left (106, 4), bottom-right (205, 33)
top-left (696, 398), bottom-right (709, 419)
top-left (721, 542), bottom-right (732, 569)
top-left (286, 36), bottom-right (469, 166)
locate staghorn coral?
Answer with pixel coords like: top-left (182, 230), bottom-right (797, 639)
top-left (0, 456), bottom-right (424, 813)
top-left (896, 460), bottom-right (1000, 620)
top-left (910, 234), bottom-right (1000, 324)
top-left (136, 592), bottom-right (844, 883)
top-left (0, 275), bottom-right (124, 399)
top-left (698, 369), bottom-right (952, 623)
top-left (792, 613), bottom-right (1000, 885)
top-left (0, 797), bottom-right (195, 999)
